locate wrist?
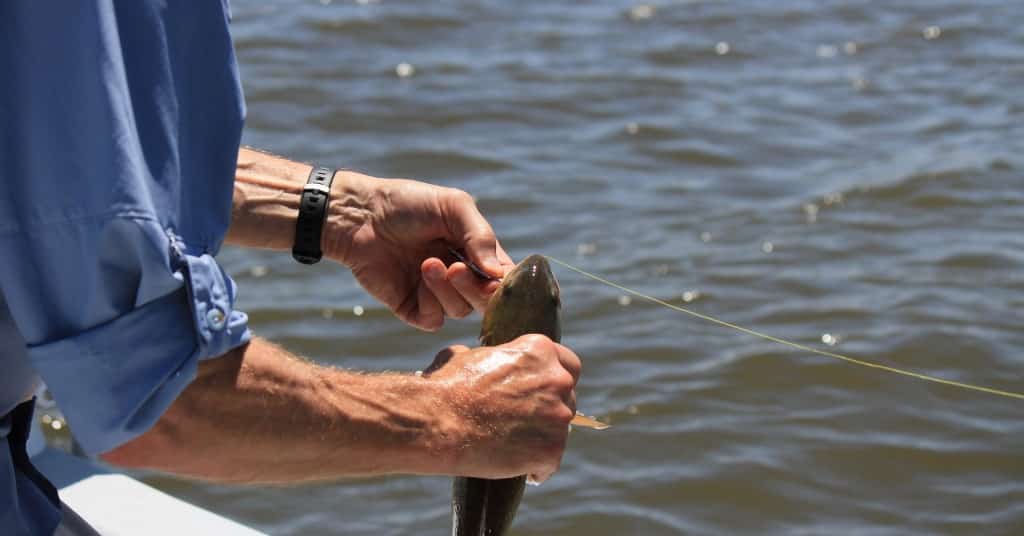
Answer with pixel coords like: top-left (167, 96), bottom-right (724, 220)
top-left (320, 371), bottom-right (463, 476)
top-left (226, 148), bottom-right (383, 265)
top-left (415, 376), bottom-right (465, 476)
top-left (322, 170), bottom-right (379, 267)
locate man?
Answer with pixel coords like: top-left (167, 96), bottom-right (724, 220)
top-left (0, 2), bottom-right (581, 534)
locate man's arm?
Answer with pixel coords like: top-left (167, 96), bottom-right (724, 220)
top-left (101, 338), bottom-right (455, 482)
top-left (101, 334), bottom-right (580, 484)
top-left (226, 147), bottom-right (515, 328)
top-left (223, 147), bottom-right (318, 252)
top-left (101, 147), bottom-right (580, 484)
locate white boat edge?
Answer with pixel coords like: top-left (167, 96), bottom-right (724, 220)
top-left (28, 419), bottom-right (267, 536)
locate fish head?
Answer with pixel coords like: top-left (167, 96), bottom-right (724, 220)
top-left (480, 254), bottom-right (561, 345)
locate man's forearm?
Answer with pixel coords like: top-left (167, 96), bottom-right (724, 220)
top-left (100, 338), bottom-right (459, 483)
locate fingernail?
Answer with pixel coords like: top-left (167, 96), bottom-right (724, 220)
top-left (450, 269), bottom-right (471, 284)
top-left (426, 264), bottom-right (445, 280)
top-left (481, 254), bottom-right (501, 276)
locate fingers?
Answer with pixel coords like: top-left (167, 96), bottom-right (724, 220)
top-left (495, 239), bottom-right (514, 268)
top-left (553, 343), bottom-right (582, 383)
top-left (444, 336), bottom-right (580, 482)
top-left (509, 334), bottom-right (580, 425)
top-left (446, 262), bottom-right (501, 313)
top-left (528, 432), bottom-right (568, 485)
top-left (408, 278), bottom-right (443, 332)
top-left (443, 191), bottom-right (504, 278)
top-left (506, 334), bottom-right (582, 384)
top-left (565, 390), bottom-right (577, 416)
top-left (528, 469), bottom-right (555, 486)
top-left (421, 258), bottom-right (474, 319)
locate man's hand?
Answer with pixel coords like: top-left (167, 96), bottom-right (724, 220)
top-left (324, 172), bottom-right (515, 331)
top-left (103, 335), bottom-right (581, 484)
top-left (228, 149), bottom-right (515, 330)
top-left (423, 334), bottom-right (582, 483)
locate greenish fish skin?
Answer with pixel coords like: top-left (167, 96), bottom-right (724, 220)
top-left (451, 254), bottom-right (561, 536)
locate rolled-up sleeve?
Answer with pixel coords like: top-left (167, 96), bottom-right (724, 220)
top-left (0, 0), bottom-right (249, 459)
top-left (0, 217), bottom-right (251, 456)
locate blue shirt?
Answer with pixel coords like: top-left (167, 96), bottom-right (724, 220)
top-left (0, 2), bottom-right (251, 533)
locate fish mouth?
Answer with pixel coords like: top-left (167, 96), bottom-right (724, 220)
top-left (494, 254), bottom-right (560, 315)
top-left (520, 254), bottom-right (548, 265)
top-left (509, 254), bottom-right (555, 284)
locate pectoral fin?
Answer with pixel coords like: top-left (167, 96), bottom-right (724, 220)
top-left (570, 412), bottom-right (610, 430)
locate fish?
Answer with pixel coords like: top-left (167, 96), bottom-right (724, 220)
top-left (451, 253), bottom-right (562, 536)
top-left (446, 248), bottom-right (607, 433)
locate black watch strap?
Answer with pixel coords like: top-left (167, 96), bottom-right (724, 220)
top-left (292, 166), bottom-right (337, 265)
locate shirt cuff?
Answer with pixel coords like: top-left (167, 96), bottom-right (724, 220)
top-left (181, 252), bottom-right (251, 361)
top-left (27, 253), bottom-right (251, 456)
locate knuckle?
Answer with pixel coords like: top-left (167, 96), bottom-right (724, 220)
top-left (449, 188), bottom-right (475, 205)
top-left (519, 333), bottom-right (553, 352)
top-left (560, 345), bottom-right (582, 368)
top-left (554, 369), bottom-right (575, 391)
top-left (552, 404), bottom-right (575, 426)
top-left (453, 305), bottom-right (472, 319)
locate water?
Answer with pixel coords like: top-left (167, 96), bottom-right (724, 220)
top-left (145, 1), bottom-right (1024, 533)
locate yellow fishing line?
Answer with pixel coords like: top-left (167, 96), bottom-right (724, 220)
top-left (545, 256), bottom-right (1024, 401)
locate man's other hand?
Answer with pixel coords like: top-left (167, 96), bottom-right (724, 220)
top-left (422, 334), bottom-right (581, 483)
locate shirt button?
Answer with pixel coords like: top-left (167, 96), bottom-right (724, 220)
top-left (206, 307), bottom-right (226, 331)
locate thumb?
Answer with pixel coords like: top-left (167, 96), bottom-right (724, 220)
top-left (445, 193), bottom-right (502, 278)
top-left (422, 344), bottom-right (470, 376)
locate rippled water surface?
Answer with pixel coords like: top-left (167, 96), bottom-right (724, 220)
top-left (148, 1), bottom-right (1024, 533)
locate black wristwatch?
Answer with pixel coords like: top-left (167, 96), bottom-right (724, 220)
top-left (292, 166), bottom-right (337, 265)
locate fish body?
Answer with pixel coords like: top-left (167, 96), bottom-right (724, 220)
top-left (451, 254), bottom-right (561, 536)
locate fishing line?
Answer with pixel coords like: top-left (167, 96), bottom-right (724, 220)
top-left (545, 255), bottom-right (1024, 401)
